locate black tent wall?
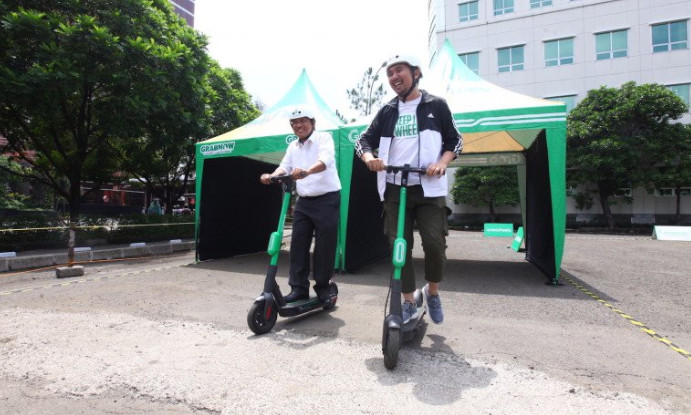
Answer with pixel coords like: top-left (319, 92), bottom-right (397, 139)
top-left (198, 157), bottom-right (282, 261)
top-left (524, 131), bottom-right (556, 280)
top-left (344, 157), bottom-right (390, 272)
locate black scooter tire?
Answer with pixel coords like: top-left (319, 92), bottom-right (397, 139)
top-left (247, 301), bottom-right (277, 335)
top-left (383, 328), bottom-right (401, 369)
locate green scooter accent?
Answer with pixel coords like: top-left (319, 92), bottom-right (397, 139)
top-left (382, 164), bottom-right (428, 370)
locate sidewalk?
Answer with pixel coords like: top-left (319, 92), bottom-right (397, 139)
top-left (0, 239), bottom-right (195, 273)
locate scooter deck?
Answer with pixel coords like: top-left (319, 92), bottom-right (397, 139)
top-left (278, 295), bottom-right (335, 317)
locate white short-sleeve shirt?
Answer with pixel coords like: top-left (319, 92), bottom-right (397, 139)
top-left (279, 131), bottom-right (342, 197)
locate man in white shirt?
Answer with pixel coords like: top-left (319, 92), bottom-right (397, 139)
top-left (260, 107), bottom-right (342, 304)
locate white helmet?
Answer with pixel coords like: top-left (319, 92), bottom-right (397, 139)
top-left (289, 106), bottom-right (316, 121)
top-left (386, 54), bottom-right (423, 77)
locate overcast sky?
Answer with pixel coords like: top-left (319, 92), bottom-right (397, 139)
top-left (194, 0), bottom-right (429, 121)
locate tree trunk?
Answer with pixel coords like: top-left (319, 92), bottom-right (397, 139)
top-left (488, 200), bottom-right (497, 222)
top-left (675, 186), bottom-right (681, 225)
top-left (598, 190), bottom-right (615, 229)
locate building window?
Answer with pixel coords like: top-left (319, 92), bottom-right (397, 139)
top-left (545, 38), bottom-right (574, 66)
top-left (494, 0), bottom-right (514, 16)
top-left (459, 1), bottom-right (479, 22)
top-left (596, 30), bottom-right (628, 60)
top-left (458, 52), bottom-right (480, 74)
top-left (655, 188), bottom-right (675, 197)
top-left (530, 0), bottom-right (552, 8)
top-left (614, 188), bottom-right (632, 197)
top-left (652, 21), bottom-right (688, 52)
top-left (679, 188), bottom-right (691, 196)
top-left (667, 84), bottom-right (690, 106)
top-left (498, 45), bottom-right (524, 72)
top-left (545, 95), bottom-right (577, 112)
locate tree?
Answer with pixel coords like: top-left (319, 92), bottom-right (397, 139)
top-left (0, 0), bottom-right (213, 263)
top-left (450, 166), bottom-right (520, 222)
top-left (645, 123), bottom-right (691, 224)
top-left (566, 81), bottom-right (688, 229)
top-left (347, 63), bottom-right (387, 117)
top-left (117, 59), bottom-right (259, 215)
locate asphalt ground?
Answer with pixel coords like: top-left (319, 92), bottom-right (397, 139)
top-left (0, 231), bottom-right (689, 414)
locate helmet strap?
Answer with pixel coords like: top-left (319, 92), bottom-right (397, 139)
top-left (400, 67), bottom-right (420, 102)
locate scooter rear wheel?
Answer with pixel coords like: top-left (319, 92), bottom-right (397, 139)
top-left (247, 301), bottom-right (277, 335)
top-left (383, 328), bottom-right (401, 369)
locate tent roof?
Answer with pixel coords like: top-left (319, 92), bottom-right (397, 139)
top-left (198, 69), bottom-right (344, 162)
top-left (428, 40), bottom-right (564, 117)
top-left (426, 40), bottom-right (566, 156)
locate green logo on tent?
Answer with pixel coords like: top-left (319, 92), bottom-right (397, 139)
top-left (348, 129), bottom-right (362, 143)
top-left (286, 135), bottom-right (298, 144)
top-left (200, 142), bottom-right (236, 156)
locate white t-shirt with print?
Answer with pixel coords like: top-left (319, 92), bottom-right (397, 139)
top-left (387, 96), bottom-right (422, 186)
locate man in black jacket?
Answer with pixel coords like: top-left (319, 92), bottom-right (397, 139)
top-left (355, 55), bottom-right (462, 324)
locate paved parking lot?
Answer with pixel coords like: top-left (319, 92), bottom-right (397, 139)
top-left (0, 231), bottom-right (689, 414)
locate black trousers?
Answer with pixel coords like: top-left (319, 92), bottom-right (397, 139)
top-left (288, 191), bottom-right (340, 297)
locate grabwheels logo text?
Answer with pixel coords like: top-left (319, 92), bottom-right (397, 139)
top-left (200, 141), bottom-right (235, 156)
top-left (286, 135), bottom-right (298, 144)
top-left (348, 129), bottom-right (363, 143)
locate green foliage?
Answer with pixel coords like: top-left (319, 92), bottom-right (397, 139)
top-left (347, 64), bottom-right (388, 117)
top-left (0, 213), bottom-right (194, 251)
top-left (571, 191), bottom-right (594, 211)
top-left (566, 81), bottom-right (688, 228)
top-left (0, 0), bottom-right (260, 223)
top-left (450, 166), bottom-right (520, 219)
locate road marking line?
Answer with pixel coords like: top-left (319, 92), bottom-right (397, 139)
top-left (563, 274), bottom-right (691, 362)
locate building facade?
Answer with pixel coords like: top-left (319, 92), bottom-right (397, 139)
top-left (169, 0), bottom-right (195, 26)
top-left (430, 0), bottom-right (691, 226)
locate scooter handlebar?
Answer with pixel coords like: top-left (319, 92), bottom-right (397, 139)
top-left (384, 164), bottom-right (427, 175)
top-left (269, 174), bottom-right (291, 183)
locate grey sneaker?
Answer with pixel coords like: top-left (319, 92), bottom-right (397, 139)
top-left (423, 284), bottom-right (444, 324)
top-left (402, 301), bottom-right (418, 324)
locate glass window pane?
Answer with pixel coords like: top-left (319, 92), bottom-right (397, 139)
top-left (468, 53), bottom-right (479, 73)
top-left (512, 46), bottom-right (524, 64)
top-left (545, 41), bottom-right (557, 60)
top-left (612, 30), bottom-right (627, 50)
top-left (668, 84), bottom-right (690, 105)
top-left (652, 25), bottom-right (669, 47)
top-left (596, 33), bottom-right (610, 54)
top-left (562, 39), bottom-right (574, 57)
top-left (498, 49), bottom-right (509, 66)
top-left (670, 21), bottom-right (687, 43)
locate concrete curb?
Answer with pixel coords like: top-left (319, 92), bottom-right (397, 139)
top-left (0, 240), bottom-right (195, 273)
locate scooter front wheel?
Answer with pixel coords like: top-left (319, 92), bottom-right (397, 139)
top-left (247, 301), bottom-right (277, 335)
top-left (383, 328), bottom-right (401, 369)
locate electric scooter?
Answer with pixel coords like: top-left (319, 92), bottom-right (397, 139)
top-left (382, 164), bottom-right (427, 369)
top-left (247, 175), bottom-right (338, 335)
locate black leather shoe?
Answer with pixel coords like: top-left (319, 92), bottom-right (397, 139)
top-left (319, 294), bottom-right (331, 306)
top-left (283, 290), bottom-right (309, 303)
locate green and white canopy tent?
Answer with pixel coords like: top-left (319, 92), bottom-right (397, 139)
top-left (342, 40), bottom-right (568, 282)
top-left (434, 39), bottom-right (567, 282)
top-left (193, 69), bottom-right (349, 263)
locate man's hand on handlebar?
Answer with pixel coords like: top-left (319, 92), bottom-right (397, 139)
top-left (291, 168), bottom-right (309, 180)
top-left (425, 162), bottom-right (448, 177)
top-left (259, 173), bottom-right (273, 185)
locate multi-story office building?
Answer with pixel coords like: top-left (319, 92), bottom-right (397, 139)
top-left (169, 0), bottom-right (195, 26)
top-left (429, 0), bottom-right (689, 120)
top-left (428, 0), bottom-right (691, 224)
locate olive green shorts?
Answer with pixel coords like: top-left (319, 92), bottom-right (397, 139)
top-left (383, 183), bottom-right (449, 294)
